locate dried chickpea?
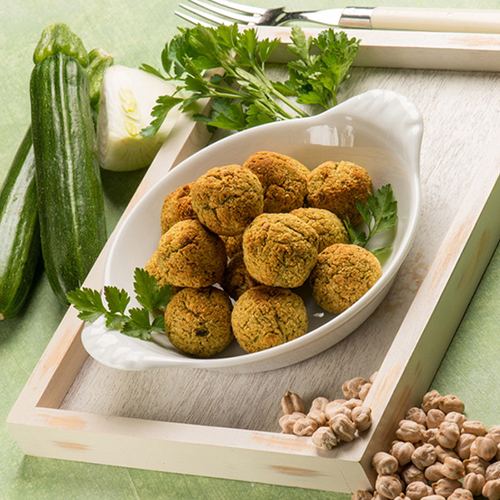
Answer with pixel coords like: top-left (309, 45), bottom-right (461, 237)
top-left (342, 377), bottom-right (368, 399)
top-left (412, 443), bottom-right (437, 469)
top-left (424, 462), bottom-right (445, 482)
top-left (406, 407), bottom-right (428, 426)
top-left (488, 425), bottom-right (500, 444)
top-left (372, 451), bottom-right (399, 475)
top-left (279, 412), bottom-right (305, 434)
top-left (293, 416), bottom-right (318, 436)
top-left (343, 398), bottom-right (363, 410)
top-left (372, 492), bottom-right (389, 500)
top-left (455, 433), bottom-right (476, 460)
top-left (447, 488), bottom-right (473, 500)
top-left (329, 413), bottom-right (356, 442)
top-left (352, 406), bottom-right (372, 432)
top-left (310, 396), bottom-right (329, 413)
top-left (443, 412), bottom-right (466, 428)
top-left (424, 428), bottom-right (439, 447)
top-left (391, 440), bottom-right (415, 466)
top-left (462, 420), bottom-right (488, 437)
top-left (486, 461), bottom-right (500, 481)
top-left (421, 390), bottom-right (443, 413)
top-left (439, 395), bottom-right (465, 414)
top-left (463, 455), bottom-right (488, 475)
top-left (470, 436), bottom-right (497, 461)
top-left (375, 474), bottom-right (403, 498)
top-left (325, 401), bottom-right (351, 421)
top-left (398, 495), bottom-right (412, 500)
top-left (421, 496), bottom-right (446, 500)
top-left (426, 409), bottom-right (445, 429)
top-left (436, 422), bottom-right (461, 449)
top-left (439, 456), bottom-right (465, 480)
top-left (281, 391), bottom-right (305, 415)
top-left (483, 479), bottom-right (500, 500)
top-left (396, 420), bottom-right (425, 443)
top-left (359, 383), bottom-right (372, 401)
top-left (462, 472), bottom-right (485, 495)
top-left (434, 445), bottom-right (460, 463)
top-left (432, 478), bottom-right (462, 498)
top-left (352, 490), bottom-right (373, 500)
top-left (405, 481), bottom-right (433, 500)
top-left (401, 464), bottom-right (426, 484)
top-left (311, 426), bottom-right (338, 450)
top-left (307, 409), bottom-right (327, 427)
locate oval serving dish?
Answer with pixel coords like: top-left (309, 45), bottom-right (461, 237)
top-left (82, 89), bottom-right (423, 373)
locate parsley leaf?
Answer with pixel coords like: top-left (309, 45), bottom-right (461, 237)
top-left (66, 287), bottom-right (108, 323)
top-left (140, 24), bottom-right (359, 135)
top-left (67, 267), bottom-right (172, 342)
top-left (287, 28), bottom-right (360, 109)
top-left (133, 267), bottom-right (172, 311)
top-left (345, 184), bottom-right (398, 253)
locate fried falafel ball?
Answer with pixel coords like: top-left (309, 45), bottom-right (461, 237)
top-left (144, 250), bottom-right (170, 288)
top-left (242, 151), bottom-right (309, 213)
top-left (310, 244), bottom-right (382, 315)
top-left (243, 213), bottom-right (319, 288)
top-left (191, 164), bottom-right (264, 236)
top-left (307, 161), bottom-right (373, 226)
top-left (164, 287), bottom-right (234, 358)
top-left (220, 233), bottom-right (243, 259)
top-left (221, 252), bottom-right (259, 301)
top-left (290, 207), bottom-right (349, 253)
top-left (156, 219), bottom-right (226, 288)
top-left (231, 286), bottom-right (308, 353)
top-left (160, 182), bottom-right (198, 234)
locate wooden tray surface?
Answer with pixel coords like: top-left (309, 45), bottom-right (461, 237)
top-left (8, 51), bottom-right (500, 492)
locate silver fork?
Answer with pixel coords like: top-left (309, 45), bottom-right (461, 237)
top-left (175, 0), bottom-right (500, 33)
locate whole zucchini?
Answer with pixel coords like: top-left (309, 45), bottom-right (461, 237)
top-left (0, 128), bottom-right (40, 320)
top-left (31, 48), bottom-right (107, 304)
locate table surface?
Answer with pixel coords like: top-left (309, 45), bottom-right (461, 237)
top-left (2, 0), bottom-right (500, 498)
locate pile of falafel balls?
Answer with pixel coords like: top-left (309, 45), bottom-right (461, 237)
top-left (144, 151), bottom-right (384, 358)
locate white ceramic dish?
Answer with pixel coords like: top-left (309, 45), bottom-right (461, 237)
top-left (82, 89), bottom-right (423, 373)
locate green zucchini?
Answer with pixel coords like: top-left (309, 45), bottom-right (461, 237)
top-left (0, 128), bottom-right (40, 320)
top-left (31, 41), bottom-right (107, 304)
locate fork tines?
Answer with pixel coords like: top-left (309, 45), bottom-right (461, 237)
top-left (176, 0), bottom-right (265, 26)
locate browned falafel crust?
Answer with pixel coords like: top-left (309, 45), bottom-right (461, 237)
top-left (191, 164), bottom-right (264, 236)
top-left (221, 252), bottom-right (259, 301)
top-left (290, 207), bottom-right (349, 253)
top-left (310, 244), bottom-right (382, 315)
top-left (243, 213), bottom-right (319, 288)
top-left (231, 286), bottom-right (308, 353)
top-left (160, 182), bottom-right (198, 234)
top-left (165, 287), bottom-right (234, 358)
top-left (242, 151), bottom-right (309, 213)
top-left (307, 161), bottom-right (373, 226)
top-left (220, 233), bottom-right (243, 259)
top-left (144, 250), bottom-right (170, 288)
top-left (156, 219), bottom-right (227, 288)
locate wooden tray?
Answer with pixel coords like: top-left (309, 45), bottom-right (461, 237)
top-left (7, 29), bottom-right (500, 493)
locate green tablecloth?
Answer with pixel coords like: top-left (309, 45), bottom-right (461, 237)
top-left (2, 0), bottom-right (500, 498)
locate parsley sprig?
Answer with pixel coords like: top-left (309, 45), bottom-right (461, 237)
top-left (67, 268), bottom-right (172, 341)
top-left (140, 24), bottom-right (359, 135)
top-left (345, 184), bottom-right (398, 255)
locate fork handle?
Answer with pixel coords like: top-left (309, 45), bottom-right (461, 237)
top-left (363, 7), bottom-right (500, 33)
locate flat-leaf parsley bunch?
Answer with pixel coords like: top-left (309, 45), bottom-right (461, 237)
top-left (140, 24), bottom-right (359, 134)
top-left (67, 268), bottom-right (172, 341)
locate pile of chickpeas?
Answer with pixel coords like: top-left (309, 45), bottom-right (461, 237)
top-left (278, 373), bottom-right (375, 449)
top-left (354, 390), bottom-right (500, 500)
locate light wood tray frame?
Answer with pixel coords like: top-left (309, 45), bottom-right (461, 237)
top-left (7, 28), bottom-right (500, 493)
